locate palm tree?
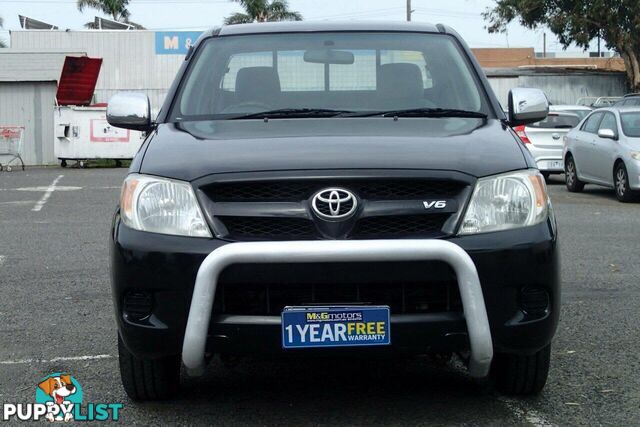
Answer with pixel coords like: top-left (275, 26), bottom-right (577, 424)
top-left (0, 16), bottom-right (6, 48)
top-left (77, 0), bottom-right (145, 29)
top-left (225, 0), bottom-right (302, 25)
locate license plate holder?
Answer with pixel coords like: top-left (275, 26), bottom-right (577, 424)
top-left (282, 306), bottom-right (391, 349)
top-left (540, 160), bottom-right (563, 170)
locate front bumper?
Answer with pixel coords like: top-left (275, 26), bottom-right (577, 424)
top-left (111, 216), bottom-right (559, 375)
top-left (527, 146), bottom-right (564, 172)
top-left (183, 239), bottom-right (492, 377)
top-left (627, 158), bottom-right (640, 190)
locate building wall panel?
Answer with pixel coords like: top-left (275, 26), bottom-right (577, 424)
top-left (486, 73), bottom-right (627, 106)
top-left (0, 82), bottom-right (57, 165)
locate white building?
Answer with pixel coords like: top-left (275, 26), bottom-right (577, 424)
top-left (10, 30), bottom-right (199, 111)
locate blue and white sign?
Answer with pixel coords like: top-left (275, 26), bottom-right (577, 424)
top-left (282, 306), bottom-right (391, 349)
top-left (155, 31), bottom-right (203, 55)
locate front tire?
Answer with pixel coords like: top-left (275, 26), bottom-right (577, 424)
top-left (614, 162), bottom-right (638, 203)
top-left (491, 345), bottom-right (551, 396)
top-left (118, 334), bottom-right (181, 401)
top-left (565, 155), bottom-right (584, 192)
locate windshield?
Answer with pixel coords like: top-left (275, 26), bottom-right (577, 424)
top-left (529, 114), bottom-right (581, 129)
top-left (620, 112), bottom-right (640, 137)
top-left (169, 32), bottom-right (490, 121)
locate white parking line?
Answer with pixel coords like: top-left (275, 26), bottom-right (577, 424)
top-left (1, 185), bottom-right (116, 191)
top-left (31, 175), bottom-right (64, 212)
top-left (499, 397), bottom-right (555, 427)
top-left (16, 186), bottom-right (81, 192)
top-left (0, 354), bottom-right (113, 365)
top-left (0, 201), bottom-right (37, 206)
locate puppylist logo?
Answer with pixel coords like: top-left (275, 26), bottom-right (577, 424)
top-left (2, 373), bottom-right (123, 422)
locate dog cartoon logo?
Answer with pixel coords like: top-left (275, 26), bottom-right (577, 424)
top-left (35, 373), bottom-right (83, 422)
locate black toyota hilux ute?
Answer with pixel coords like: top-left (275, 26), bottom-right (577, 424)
top-left (108, 22), bottom-right (559, 400)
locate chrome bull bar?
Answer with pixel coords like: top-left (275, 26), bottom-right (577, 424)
top-left (182, 240), bottom-right (493, 378)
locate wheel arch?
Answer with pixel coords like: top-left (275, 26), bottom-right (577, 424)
top-left (613, 157), bottom-right (625, 177)
top-left (564, 150), bottom-right (573, 164)
top-left (564, 151), bottom-right (579, 176)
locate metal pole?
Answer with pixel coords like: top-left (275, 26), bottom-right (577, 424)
top-left (543, 33), bottom-right (546, 58)
top-left (407, 0), bottom-right (412, 22)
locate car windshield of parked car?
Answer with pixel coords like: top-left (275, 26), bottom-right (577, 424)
top-left (529, 114), bottom-right (580, 129)
top-left (169, 32), bottom-right (489, 121)
top-left (620, 112), bottom-right (640, 137)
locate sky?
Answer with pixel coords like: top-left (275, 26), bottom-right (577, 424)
top-left (0, 0), bottom-right (603, 53)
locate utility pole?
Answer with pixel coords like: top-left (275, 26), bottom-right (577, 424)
top-left (543, 33), bottom-right (546, 58)
top-left (406, 0), bottom-right (412, 22)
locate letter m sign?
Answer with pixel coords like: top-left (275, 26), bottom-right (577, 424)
top-left (164, 36), bottom-right (179, 50)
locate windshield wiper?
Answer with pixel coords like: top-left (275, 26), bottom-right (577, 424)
top-left (343, 108), bottom-right (488, 119)
top-left (229, 108), bottom-right (353, 120)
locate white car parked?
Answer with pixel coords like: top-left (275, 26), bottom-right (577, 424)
top-left (550, 105), bottom-right (593, 120)
top-left (564, 107), bottom-right (640, 202)
top-left (514, 112), bottom-right (581, 177)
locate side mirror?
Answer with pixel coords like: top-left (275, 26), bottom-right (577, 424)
top-left (508, 88), bottom-right (549, 126)
top-left (597, 128), bottom-right (617, 140)
top-left (107, 92), bottom-right (152, 131)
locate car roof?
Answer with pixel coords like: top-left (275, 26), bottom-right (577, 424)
top-left (623, 93), bottom-right (640, 98)
top-left (614, 106), bottom-right (640, 113)
top-left (587, 107), bottom-right (640, 115)
top-left (213, 21), bottom-right (442, 37)
top-left (550, 105), bottom-right (593, 110)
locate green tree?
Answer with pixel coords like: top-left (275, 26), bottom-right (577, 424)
top-left (484, 0), bottom-right (640, 90)
top-left (0, 15), bottom-right (6, 48)
top-left (77, 0), bottom-right (145, 29)
top-left (225, 0), bottom-right (302, 25)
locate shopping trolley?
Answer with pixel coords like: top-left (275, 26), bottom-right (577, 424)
top-left (0, 126), bottom-right (26, 172)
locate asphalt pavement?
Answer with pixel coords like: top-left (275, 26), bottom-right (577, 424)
top-left (0, 168), bottom-right (639, 426)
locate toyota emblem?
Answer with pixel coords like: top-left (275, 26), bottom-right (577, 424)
top-left (311, 188), bottom-right (358, 221)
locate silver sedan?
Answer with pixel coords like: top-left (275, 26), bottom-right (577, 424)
top-left (563, 107), bottom-right (640, 202)
top-left (515, 112), bottom-right (581, 177)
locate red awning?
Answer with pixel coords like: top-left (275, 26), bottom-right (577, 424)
top-left (56, 56), bottom-right (103, 106)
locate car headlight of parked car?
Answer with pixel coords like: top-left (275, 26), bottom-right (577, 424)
top-left (459, 169), bottom-right (549, 235)
top-left (120, 174), bottom-right (212, 238)
top-left (631, 151), bottom-right (640, 161)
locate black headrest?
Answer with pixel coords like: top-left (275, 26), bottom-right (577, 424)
top-left (378, 63), bottom-right (424, 107)
top-left (235, 67), bottom-right (281, 104)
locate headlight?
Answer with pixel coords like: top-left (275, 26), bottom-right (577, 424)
top-left (459, 169), bottom-right (549, 235)
top-left (631, 152), bottom-right (640, 160)
top-left (120, 174), bottom-right (212, 238)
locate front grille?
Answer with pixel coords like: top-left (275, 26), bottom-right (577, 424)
top-left (206, 179), bottom-right (464, 202)
top-left (203, 176), bottom-right (469, 241)
top-left (213, 262), bottom-right (462, 316)
top-left (221, 217), bottom-right (316, 240)
top-left (357, 181), bottom-right (463, 199)
top-left (352, 215), bottom-right (449, 238)
top-left (210, 182), bottom-right (311, 202)
top-left (217, 282), bottom-right (461, 315)
top-left (221, 215), bottom-right (448, 240)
